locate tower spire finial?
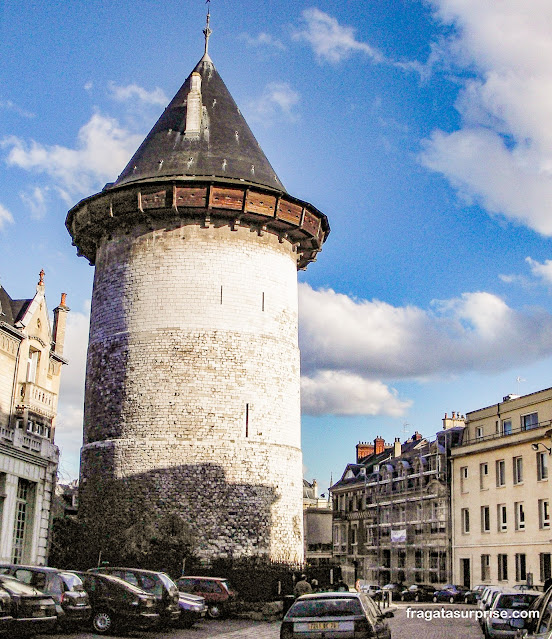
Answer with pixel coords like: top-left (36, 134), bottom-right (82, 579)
top-left (202, 0), bottom-right (212, 61)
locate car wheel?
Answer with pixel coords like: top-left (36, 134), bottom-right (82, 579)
top-left (449, 596), bottom-right (455, 604)
top-left (92, 610), bottom-right (116, 634)
top-left (433, 596), bottom-right (438, 603)
top-left (207, 604), bottom-right (223, 619)
top-left (415, 594), bottom-right (420, 602)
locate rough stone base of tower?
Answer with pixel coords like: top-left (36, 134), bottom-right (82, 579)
top-left (79, 439), bottom-right (304, 564)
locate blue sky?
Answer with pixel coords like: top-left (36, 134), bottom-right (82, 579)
top-left (2, 0), bottom-right (552, 489)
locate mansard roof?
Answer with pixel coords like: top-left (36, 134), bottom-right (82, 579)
top-left (0, 287), bottom-right (30, 329)
top-left (111, 56), bottom-right (286, 193)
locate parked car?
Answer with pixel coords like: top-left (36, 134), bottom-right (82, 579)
top-left (373, 583), bottom-right (404, 603)
top-left (72, 571), bottom-right (159, 634)
top-left (177, 591), bottom-right (207, 628)
top-left (432, 584), bottom-right (470, 603)
top-left (0, 574), bottom-right (57, 636)
top-left (400, 584), bottom-right (436, 602)
top-left (356, 582), bottom-right (380, 597)
top-left (89, 567), bottom-right (180, 626)
top-left (280, 591), bottom-right (393, 639)
top-left (177, 575), bottom-right (237, 619)
top-left (464, 584), bottom-right (488, 604)
top-left (508, 588), bottom-right (549, 638)
top-left (479, 587), bottom-right (506, 626)
top-left (0, 564), bottom-right (90, 629)
top-left (0, 586), bottom-right (13, 635)
top-left (483, 589), bottom-right (540, 639)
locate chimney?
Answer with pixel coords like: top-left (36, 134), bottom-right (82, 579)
top-left (393, 437), bottom-right (401, 458)
top-left (356, 442), bottom-right (374, 463)
top-left (312, 479), bottom-right (318, 499)
top-left (412, 431), bottom-right (422, 441)
top-left (52, 293), bottom-right (70, 356)
top-left (442, 412), bottom-right (467, 430)
top-left (374, 436), bottom-right (385, 455)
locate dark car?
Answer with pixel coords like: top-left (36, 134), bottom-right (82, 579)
top-left (374, 583), bottom-right (404, 603)
top-left (0, 574), bottom-right (57, 636)
top-left (432, 584), bottom-right (470, 603)
top-left (0, 587), bottom-right (12, 635)
top-left (464, 584), bottom-right (488, 604)
top-left (72, 571), bottom-right (158, 634)
top-left (281, 591), bottom-right (393, 639)
top-left (89, 567), bottom-right (180, 626)
top-left (177, 575), bottom-right (237, 619)
top-left (400, 584), bottom-right (436, 602)
top-left (0, 564), bottom-right (90, 629)
top-left (178, 591), bottom-right (207, 628)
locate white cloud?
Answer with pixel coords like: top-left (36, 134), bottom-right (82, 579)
top-left (55, 306), bottom-right (90, 480)
top-left (293, 8), bottom-right (384, 64)
top-left (301, 371), bottom-right (411, 417)
top-left (248, 82), bottom-right (300, 122)
top-left (0, 203), bottom-right (14, 230)
top-left (108, 82), bottom-right (168, 107)
top-left (299, 283), bottom-right (552, 380)
top-left (0, 99), bottom-right (35, 119)
top-left (526, 257), bottom-right (552, 286)
top-left (19, 185), bottom-right (49, 219)
top-left (240, 32), bottom-right (286, 51)
top-left (2, 113), bottom-right (142, 199)
top-left (421, 1), bottom-right (552, 236)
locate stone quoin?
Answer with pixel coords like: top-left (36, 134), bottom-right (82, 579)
top-left (66, 13), bottom-right (329, 564)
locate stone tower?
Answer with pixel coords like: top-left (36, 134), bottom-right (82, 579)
top-left (66, 18), bottom-right (329, 564)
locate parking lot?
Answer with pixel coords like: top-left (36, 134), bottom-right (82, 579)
top-left (33, 603), bottom-right (484, 638)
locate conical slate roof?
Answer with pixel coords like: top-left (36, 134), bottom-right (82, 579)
top-left (113, 56), bottom-right (286, 192)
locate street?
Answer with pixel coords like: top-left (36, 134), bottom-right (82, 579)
top-left (34, 604), bottom-right (484, 638)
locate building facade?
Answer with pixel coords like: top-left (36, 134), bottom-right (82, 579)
top-left (0, 273), bottom-right (67, 563)
top-left (451, 388), bottom-right (552, 589)
top-left (303, 480), bottom-right (333, 565)
top-left (331, 420), bottom-right (464, 586)
top-left (67, 21), bottom-right (329, 564)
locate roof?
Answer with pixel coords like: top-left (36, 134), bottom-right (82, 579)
top-left (112, 56), bottom-right (286, 193)
top-left (0, 286), bottom-right (31, 328)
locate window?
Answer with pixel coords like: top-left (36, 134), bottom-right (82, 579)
top-left (515, 502), bottom-right (525, 530)
top-left (539, 499), bottom-right (550, 529)
top-left (481, 554), bottom-right (491, 581)
top-left (461, 508), bottom-right (470, 533)
top-left (475, 426), bottom-right (484, 440)
top-left (540, 553), bottom-right (552, 583)
top-left (498, 554), bottom-right (508, 581)
top-left (515, 554), bottom-right (527, 581)
top-left (513, 456), bottom-right (523, 484)
top-left (460, 466), bottom-right (468, 492)
top-left (26, 349), bottom-right (40, 383)
top-left (416, 503), bottom-right (423, 521)
top-left (502, 419), bottom-right (512, 435)
top-left (496, 460), bottom-right (506, 487)
top-left (497, 504), bottom-right (507, 532)
top-left (480, 463), bottom-right (489, 490)
top-left (537, 452), bottom-right (549, 481)
top-left (481, 506), bottom-right (490, 533)
top-left (12, 479), bottom-right (34, 564)
top-left (522, 412), bottom-right (538, 430)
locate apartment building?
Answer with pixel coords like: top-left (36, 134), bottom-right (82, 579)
top-left (451, 388), bottom-right (552, 589)
top-left (331, 419), bottom-right (464, 586)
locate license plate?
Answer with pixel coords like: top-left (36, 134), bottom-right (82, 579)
top-left (308, 621), bottom-right (339, 630)
top-left (32, 609), bottom-right (46, 617)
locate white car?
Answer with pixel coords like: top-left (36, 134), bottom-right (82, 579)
top-left (483, 589), bottom-right (540, 639)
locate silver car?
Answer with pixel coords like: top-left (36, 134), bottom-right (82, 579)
top-left (280, 591), bottom-right (393, 639)
top-left (484, 589), bottom-right (540, 639)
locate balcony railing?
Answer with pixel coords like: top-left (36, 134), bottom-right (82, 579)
top-left (0, 427), bottom-right (58, 462)
top-left (17, 382), bottom-right (56, 418)
top-left (460, 419), bottom-right (552, 447)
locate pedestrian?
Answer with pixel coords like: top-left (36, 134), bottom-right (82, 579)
top-left (294, 574), bottom-right (313, 597)
top-left (310, 578), bottom-right (319, 592)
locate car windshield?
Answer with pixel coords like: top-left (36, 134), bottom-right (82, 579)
top-left (289, 598), bottom-right (363, 618)
top-left (158, 573), bottom-right (179, 594)
top-left (497, 594), bottom-right (539, 609)
top-left (60, 573), bottom-right (85, 591)
top-left (0, 577), bottom-right (41, 596)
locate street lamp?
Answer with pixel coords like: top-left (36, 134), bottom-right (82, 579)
top-left (531, 442), bottom-right (552, 454)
